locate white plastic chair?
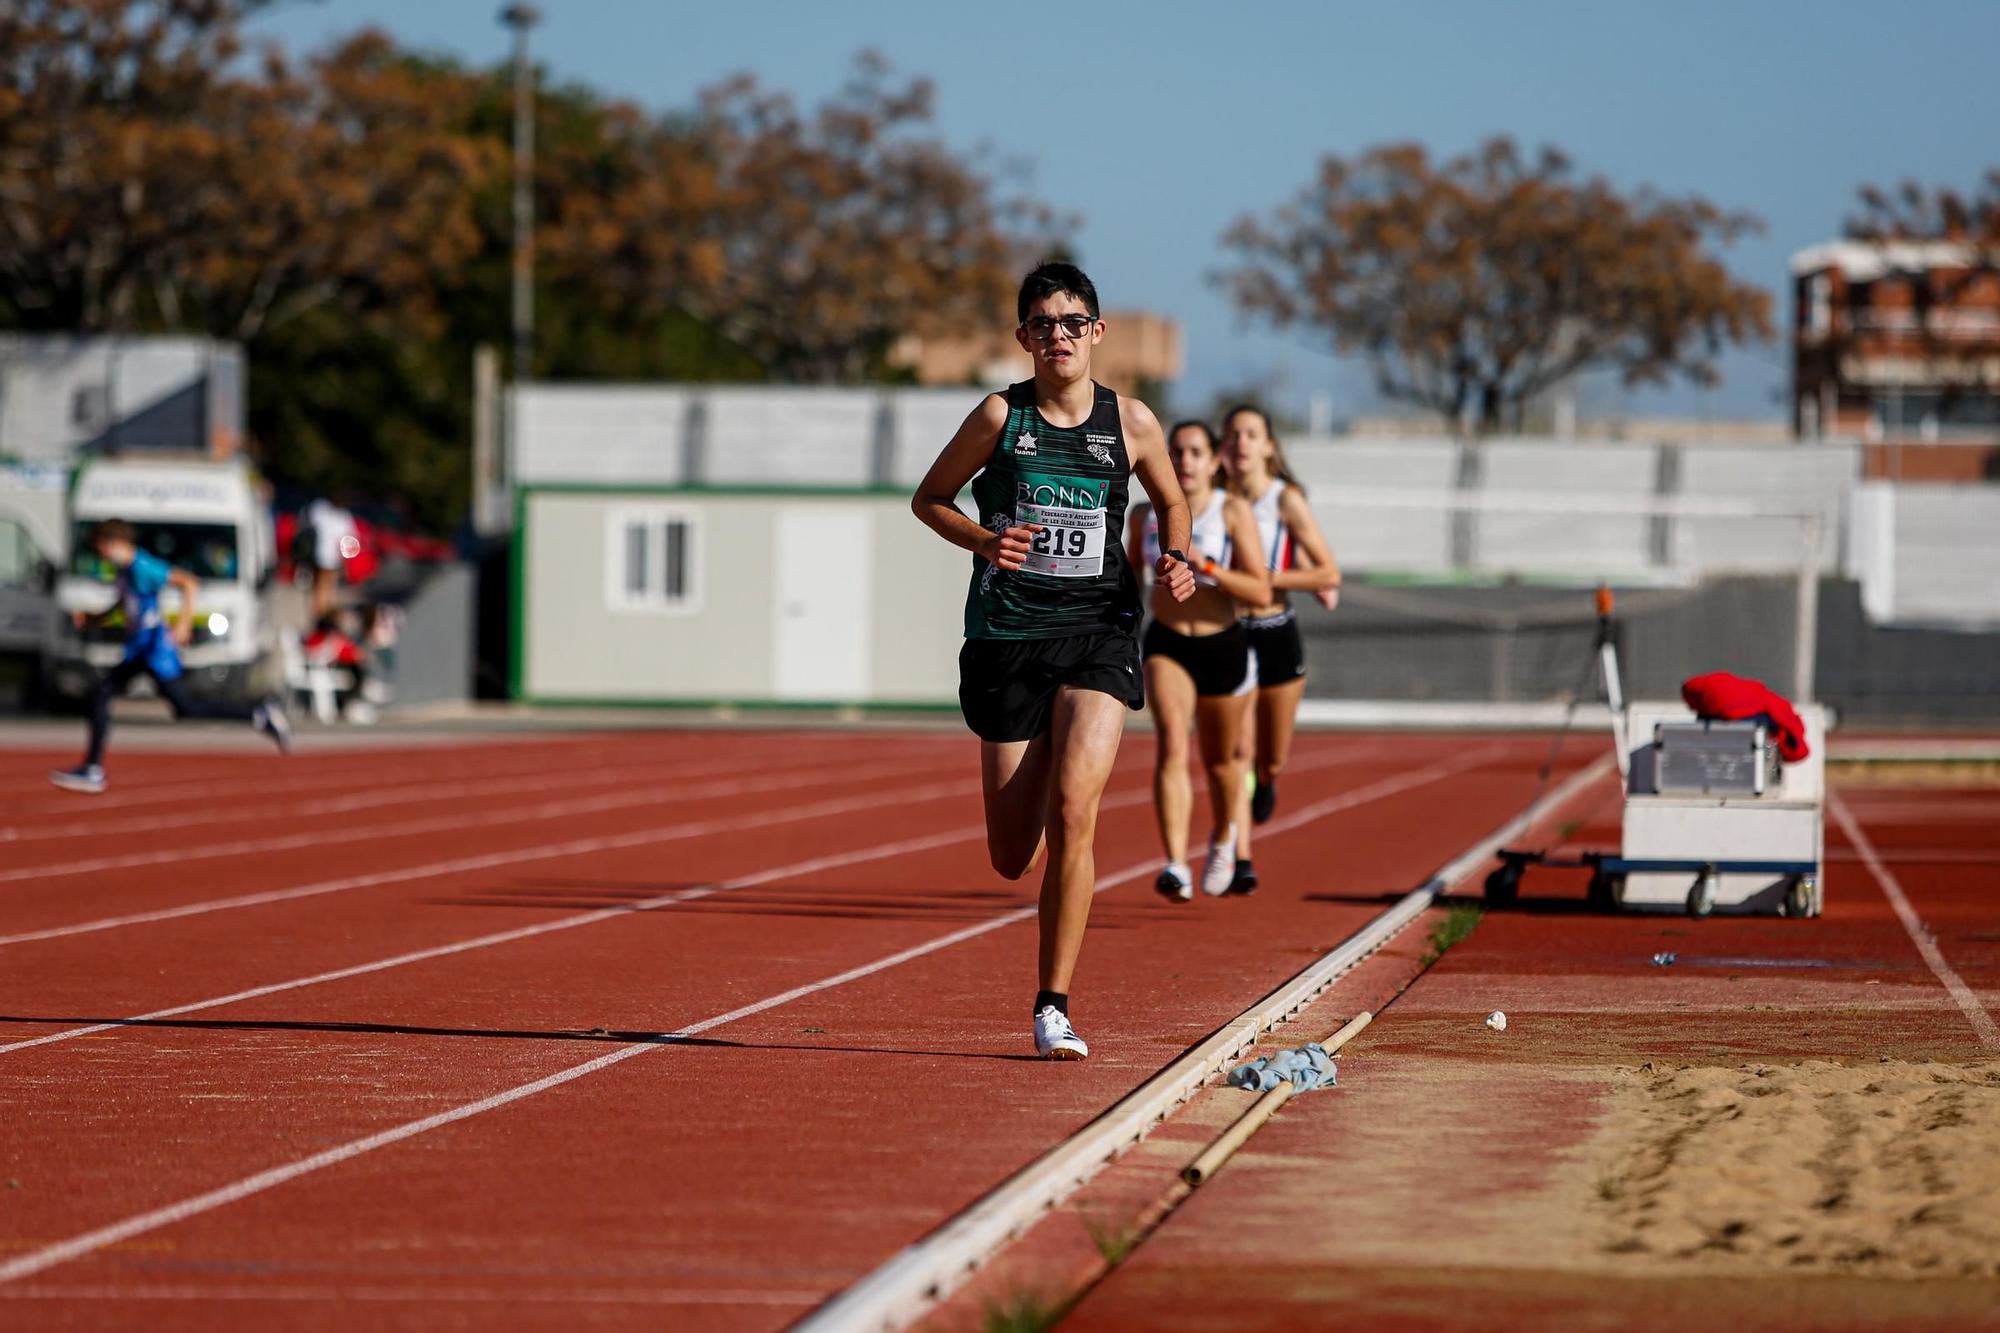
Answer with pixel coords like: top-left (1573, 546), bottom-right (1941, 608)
top-left (281, 631), bottom-right (352, 724)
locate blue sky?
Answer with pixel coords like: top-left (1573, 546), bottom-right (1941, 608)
top-left (256, 0), bottom-right (2000, 425)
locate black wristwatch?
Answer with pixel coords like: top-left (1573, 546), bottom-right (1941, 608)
top-left (1162, 548), bottom-right (1188, 567)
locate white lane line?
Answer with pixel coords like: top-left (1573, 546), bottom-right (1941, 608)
top-left (0, 1283), bottom-right (819, 1306)
top-left (0, 820), bottom-right (981, 1056)
top-left (0, 745), bottom-right (1458, 1057)
top-left (0, 752), bottom-right (961, 888)
top-left (0, 743), bottom-right (896, 843)
top-left (5, 729), bottom-right (919, 819)
top-left (6, 741), bottom-right (645, 815)
top-left (0, 765), bottom-right (971, 949)
top-left (1828, 792), bottom-right (2000, 1051)
top-left (0, 746), bottom-right (1489, 1285)
top-left (0, 739), bottom-right (1380, 948)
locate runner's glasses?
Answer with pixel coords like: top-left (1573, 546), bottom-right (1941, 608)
top-left (1021, 314), bottom-right (1096, 341)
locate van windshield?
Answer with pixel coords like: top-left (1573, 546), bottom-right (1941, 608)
top-left (72, 521), bottom-right (239, 581)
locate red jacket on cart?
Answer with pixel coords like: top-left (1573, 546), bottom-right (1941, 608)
top-left (1680, 672), bottom-right (1810, 763)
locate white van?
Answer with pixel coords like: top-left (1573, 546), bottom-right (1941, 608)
top-left (44, 457), bottom-right (279, 704)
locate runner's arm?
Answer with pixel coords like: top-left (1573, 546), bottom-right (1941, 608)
top-left (167, 567), bottom-right (201, 646)
top-left (911, 394), bottom-right (1040, 569)
top-left (1269, 487), bottom-right (1341, 592)
top-left (1203, 496), bottom-right (1272, 605)
top-left (1125, 502), bottom-right (1151, 578)
top-left (1123, 398), bottom-right (1195, 603)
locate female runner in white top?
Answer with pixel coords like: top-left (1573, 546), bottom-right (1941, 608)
top-left (1220, 405), bottom-right (1341, 830)
top-left (1126, 421), bottom-right (1270, 900)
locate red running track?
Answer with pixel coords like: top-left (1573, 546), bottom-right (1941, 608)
top-left (0, 727), bottom-right (1595, 1330)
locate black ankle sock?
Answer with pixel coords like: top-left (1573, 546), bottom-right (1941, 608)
top-left (1034, 990), bottom-right (1068, 1017)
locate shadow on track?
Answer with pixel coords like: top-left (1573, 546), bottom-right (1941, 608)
top-left (0, 1012), bottom-right (1046, 1061)
top-left (1303, 888), bottom-right (1617, 917)
top-left (426, 879), bottom-right (1181, 928)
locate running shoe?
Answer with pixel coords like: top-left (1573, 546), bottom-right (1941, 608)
top-left (49, 764), bottom-right (106, 795)
top-left (1201, 826), bottom-right (1238, 897)
top-left (1227, 860), bottom-right (1260, 896)
top-left (253, 698), bottom-right (294, 754)
top-left (1034, 1005), bottom-right (1089, 1060)
top-left (1155, 862), bottom-right (1193, 902)
top-left (1251, 779), bottom-right (1278, 825)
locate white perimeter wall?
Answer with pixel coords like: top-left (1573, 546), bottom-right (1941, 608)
top-left (1846, 481), bottom-right (2000, 627)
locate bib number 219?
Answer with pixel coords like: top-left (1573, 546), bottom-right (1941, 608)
top-left (1033, 526), bottom-right (1090, 558)
top-left (1016, 503), bottom-right (1106, 578)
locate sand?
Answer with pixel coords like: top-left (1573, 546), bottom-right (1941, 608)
top-left (1575, 1058), bottom-right (2000, 1280)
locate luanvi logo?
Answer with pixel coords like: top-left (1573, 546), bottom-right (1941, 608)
top-left (1015, 432), bottom-right (1038, 456)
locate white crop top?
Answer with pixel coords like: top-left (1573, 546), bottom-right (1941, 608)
top-left (1140, 490), bottom-right (1231, 588)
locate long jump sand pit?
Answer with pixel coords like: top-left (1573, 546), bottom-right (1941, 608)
top-left (1578, 1058), bottom-right (2000, 1280)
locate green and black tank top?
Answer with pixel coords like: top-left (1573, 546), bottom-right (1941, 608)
top-left (964, 380), bottom-right (1140, 641)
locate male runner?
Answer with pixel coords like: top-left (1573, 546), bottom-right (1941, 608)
top-left (913, 262), bottom-right (1194, 1059)
top-left (50, 520), bottom-right (291, 793)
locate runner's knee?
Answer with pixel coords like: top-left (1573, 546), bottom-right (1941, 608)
top-left (987, 833), bottom-right (1038, 881)
top-left (1050, 790), bottom-right (1099, 845)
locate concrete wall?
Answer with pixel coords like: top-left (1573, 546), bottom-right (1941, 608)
top-left (383, 562), bottom-right (475, 709)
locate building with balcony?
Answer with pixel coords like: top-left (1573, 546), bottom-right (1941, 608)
top-left (1791, 239), bottom-right (2000, 480)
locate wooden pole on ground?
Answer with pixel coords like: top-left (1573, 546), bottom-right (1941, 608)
top-left (1180, 1011), bottom-right (1373, 1187)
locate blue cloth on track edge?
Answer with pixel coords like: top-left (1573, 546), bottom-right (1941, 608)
top-left (1225, 1042), bottom-right (1338, 1094)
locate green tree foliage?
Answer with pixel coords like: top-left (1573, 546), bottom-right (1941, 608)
top-left (0, 2), bottom-right (1060, 529)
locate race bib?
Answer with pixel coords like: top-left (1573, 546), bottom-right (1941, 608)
top-left (1012, 469), bottom-right (1108, 578)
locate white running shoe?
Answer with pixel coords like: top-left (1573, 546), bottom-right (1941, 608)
top-left (1154, 862), bottom-right (1193, 902)
top-left (1201, 825), bottom-right (1238, 897)
top-left (1033, 1005), bottom-right (1089, 1060)
top-left (49, 764), bottom-right (106, 795)
top-left (253, 698), bottom-right (294, 754)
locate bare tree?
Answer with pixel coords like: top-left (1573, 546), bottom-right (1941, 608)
top-left (1216, 138), bottom-right (1774, 433)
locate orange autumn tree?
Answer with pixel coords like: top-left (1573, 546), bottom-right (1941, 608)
top-left (0, 3), bottom-right (491, 338)
top-left (1216, 137), bottom-right (1774, 433)
top-left (1, 6), bottom-right (1065, 522)
top-left (684, 54), bottom-right (1064, 382)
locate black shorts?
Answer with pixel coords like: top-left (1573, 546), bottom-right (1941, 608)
top-left (1142, 620), bottom-right (1252, 698)
top-left (958, 630), bottom-right (1144, 743)
top-left (1242, 610), bottom-right (1306, 688)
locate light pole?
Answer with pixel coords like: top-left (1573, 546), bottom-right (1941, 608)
top-left (501, 4), bottom-right (539, 384)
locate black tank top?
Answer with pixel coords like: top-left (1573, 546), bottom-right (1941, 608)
top-left (964, 380), bottom-right (1140, 640)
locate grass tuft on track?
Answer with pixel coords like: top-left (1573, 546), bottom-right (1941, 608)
top-left (984, 1290), bottom-right (1059, 1333)
top-left (1422, 903), bottom-right (1484, 967)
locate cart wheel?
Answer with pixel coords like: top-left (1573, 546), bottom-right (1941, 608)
top-left (1686, 872), bottom-right (1717, 919)
top-left (1484, 863), bottom-right (1521, 907)
top-left (1780, 877), bottom-right (1804, 919)
top-left (1587, 870), bottom-right (1620, 910)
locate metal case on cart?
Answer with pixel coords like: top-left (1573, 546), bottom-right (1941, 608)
top-left (1613, 701), bottom-right (1827, 916)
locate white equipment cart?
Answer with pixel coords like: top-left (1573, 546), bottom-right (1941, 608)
top-left (1598, 701), bottom-right (1826, 917)
top-left (1485, 593), bottom-right (1827, 919)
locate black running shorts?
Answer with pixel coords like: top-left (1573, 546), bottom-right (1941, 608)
top-left (1242, 610), bottom-right (1307, 688)
top-left (958, 630), bottom-right (1144, 743)
top-left (1141, 620), bottom-right (1252, 698)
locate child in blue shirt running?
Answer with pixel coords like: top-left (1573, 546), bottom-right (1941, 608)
top-left (50, 519), bottom-right (291, 794)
